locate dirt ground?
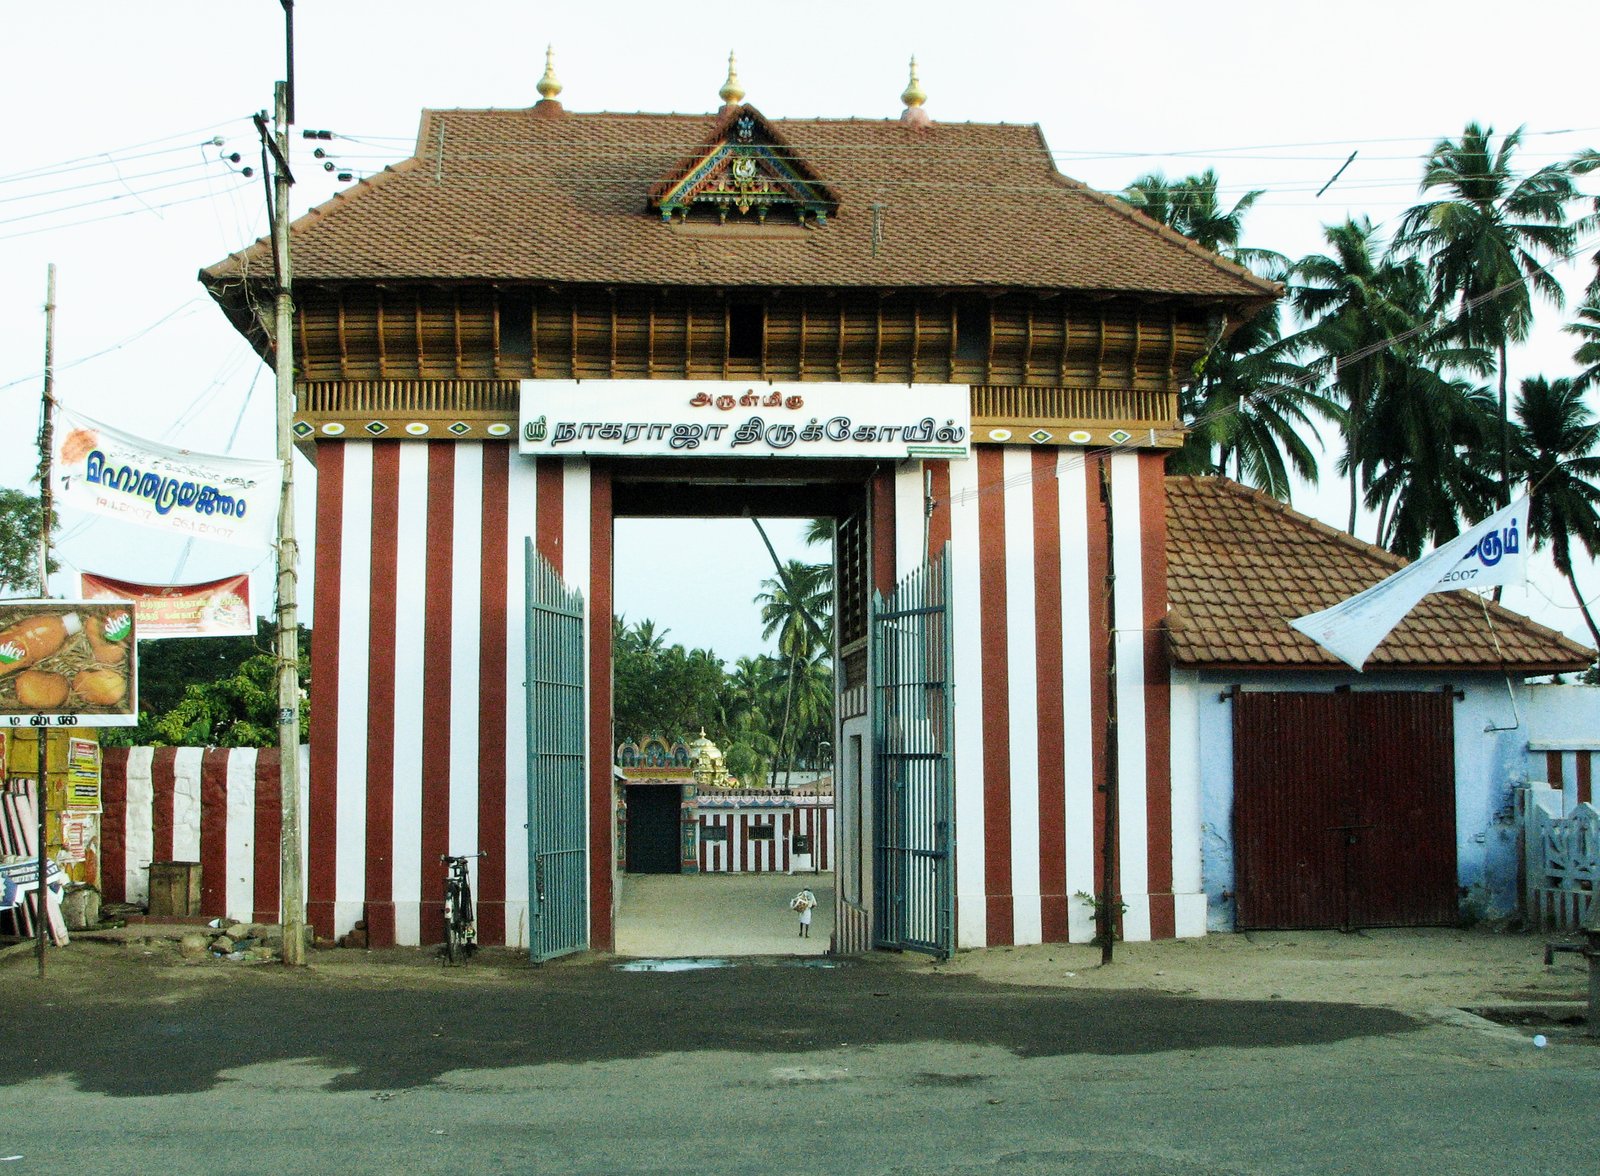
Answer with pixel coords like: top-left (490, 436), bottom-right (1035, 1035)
top-left (5, 918), bottom-right (1591, 1025)
top-left (935, 925), bottom-right (1592, 1016)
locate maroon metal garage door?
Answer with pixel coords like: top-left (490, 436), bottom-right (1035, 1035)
top-left (1232, 690), bottom-right (1458, 930)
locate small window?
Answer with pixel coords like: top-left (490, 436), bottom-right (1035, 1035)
top-left (728, 302), bottom-right (764, 361)
top-left (956, 301), bottom-right (989, 365)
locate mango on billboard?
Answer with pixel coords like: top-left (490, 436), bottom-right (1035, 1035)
top-left (0, 601), bottom-right (138, 728)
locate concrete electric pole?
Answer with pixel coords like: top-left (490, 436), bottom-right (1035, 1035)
top-left (259, 68), bottom-right (306, 967)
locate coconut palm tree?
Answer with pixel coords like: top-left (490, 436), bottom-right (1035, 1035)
top-left (1123, 168), bottom-right (1265, 258)
top-left (1395, 123), bottom-right (1584, 507)
top-left (754, 557), bottom-right (833, 789)
top-left (1173, 295), bottom-right (1336, 500)
top-left (1362, 369), bottom-right (1499, 560)
top-left (1565, 301), bottom-right (1600, 393)
top-left (1291, 220), bottom-right (1495, 540)
top-left (1292, 218), bottom-right (1424, 533)
top-left (1127, 171), bottom-right (1334, 499)
top-left (1512, 375), bottom-right (1600, 650)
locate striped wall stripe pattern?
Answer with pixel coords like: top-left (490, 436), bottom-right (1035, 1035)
top-left (99, 746), bottom-right (307, 924)
top-left (697, 803), bottom-right (834, 873)
top-left (309, 441), bottom-right (602, 948)
top-left (305, 440), bottom-right (1196, 950)
top-left (896, 450), bottom-right (1201, 947)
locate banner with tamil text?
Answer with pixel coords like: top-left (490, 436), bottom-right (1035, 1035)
top-left (50, 403), bottom-right (280, 549)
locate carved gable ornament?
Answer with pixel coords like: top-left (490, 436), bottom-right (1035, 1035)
top-left (648, 105), bottom-right (839, 226)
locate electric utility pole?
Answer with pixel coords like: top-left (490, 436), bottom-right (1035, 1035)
top-left (259, 30), bottom-right (306, 964)
top-left (1098, 459), bottom-right (1120, 966)
top-left (36, 264), bottom-right (55, 596)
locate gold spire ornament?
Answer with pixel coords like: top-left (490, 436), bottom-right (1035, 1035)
top-left (719, 51), bottom-right (745, 108)
top-left (901, 55), bottom-right (930, 126)
top-left (901, 56), bottom-right (926, 108)
top-left (537, 45), bottom-right (562, 102)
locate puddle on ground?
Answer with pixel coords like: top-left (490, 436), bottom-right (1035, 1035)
top-left (614, 957), bottom-right (734, 972)
top-left (781, 958), bottom-right (848, 969)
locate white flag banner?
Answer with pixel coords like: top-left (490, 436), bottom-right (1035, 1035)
top-left (1288, 496), bottom-right (1529, 671)
top-left (50, 403), bottom-right (281, 550)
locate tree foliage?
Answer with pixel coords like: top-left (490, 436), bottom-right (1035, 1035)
top-left (0, 488), bottom-right (52, 597)
top-left (102, 619), bottom-right (311, 748)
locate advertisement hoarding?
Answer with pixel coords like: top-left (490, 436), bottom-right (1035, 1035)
top-left (0, 601), bottom-right (139, 728)
top-left (50, 403), bottom-right (281, 549)
top-left (80, 571), bottom-right (253, 639)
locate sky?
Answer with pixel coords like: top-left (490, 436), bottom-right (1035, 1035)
top-left (3, 1), bottom-right (1600, 662)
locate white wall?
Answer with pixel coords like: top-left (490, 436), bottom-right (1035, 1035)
top-left (1174, 669), bottom-right (1583, 929)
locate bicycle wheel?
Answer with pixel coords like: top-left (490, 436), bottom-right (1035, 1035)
top-left (458, 877), bottom-right (477, 956)
top-left (443, 880), bottom-right (463, 964)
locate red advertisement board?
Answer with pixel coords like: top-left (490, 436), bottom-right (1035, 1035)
top-left (80, 572), bottom-right (252, 639)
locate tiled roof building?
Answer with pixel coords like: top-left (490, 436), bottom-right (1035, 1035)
top-left (1166, 475), bottom-right (1591, 673)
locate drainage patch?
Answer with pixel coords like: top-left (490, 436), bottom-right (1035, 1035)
top-left (613, 957), bottom-right (734, 972)
top-left (782, 957), bottom-right (849, 969)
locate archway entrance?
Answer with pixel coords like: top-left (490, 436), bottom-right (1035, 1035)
top-left (608, 461), bottom-right (864, 956)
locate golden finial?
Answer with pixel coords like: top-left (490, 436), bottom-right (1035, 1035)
top-left (901, 56), bottom-right (927, 109)
top-left (900, 55), bottom-right (931, 127)
top-left (719, 51), bottom-right (745, 107)
top-left (537, 44), bottom-right (562, 102)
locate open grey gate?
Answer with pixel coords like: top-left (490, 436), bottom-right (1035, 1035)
top-left (526, 541), bottom-right (587, 962)
top-left (870, 544), bottom-right (955, 958)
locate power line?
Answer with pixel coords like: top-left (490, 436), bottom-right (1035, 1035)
top-left (0, 184), bottom-right (255, 241)
top-left (0, 120), bottom-right (250, 184)
top-left (0, 300), bottom-right (204, 392)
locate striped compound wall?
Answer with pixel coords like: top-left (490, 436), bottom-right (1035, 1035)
top-left (307, 440), bottom-right (1199, 952)
top-left (697, 800), bottom-right (834, 874)
top-left (100, 746), bottom-right (308, 925)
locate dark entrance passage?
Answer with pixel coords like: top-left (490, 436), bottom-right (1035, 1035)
top-left (1232, 689), bottom-right (1457, 930)
top-left (625, 785), bottom-right (683, 874)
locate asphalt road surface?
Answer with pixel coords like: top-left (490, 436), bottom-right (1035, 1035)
top-left (2, 944), bottom-right (1597, 1174)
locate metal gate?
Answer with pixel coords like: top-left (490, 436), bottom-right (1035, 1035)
top-left (870, 545), bottom-right (955, 958)
top-left (526, 542), bottom-right (588, 962)
top-left (1233, 689), bottom-right (1457, 930)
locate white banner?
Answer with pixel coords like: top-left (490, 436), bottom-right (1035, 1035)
top-left (50, 404), bottom-right (281, 549)
top-left (1288, 496), bottom-right (1530, 671)
top-left (518, 380), bottom-right (970, 459)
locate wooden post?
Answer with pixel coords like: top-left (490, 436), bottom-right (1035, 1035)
top-left (36, 731), bottom-right (47, 978)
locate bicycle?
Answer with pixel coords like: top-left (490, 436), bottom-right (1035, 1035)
top-left (440, 852), bottom-right (486, 964)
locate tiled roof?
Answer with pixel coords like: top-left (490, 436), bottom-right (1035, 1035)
top-left (1165, 476), bottom-right (1593, 672)
top-left (201, 104), bottom-right (1277, 300)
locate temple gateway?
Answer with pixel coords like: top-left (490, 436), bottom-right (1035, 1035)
top-left (201, 56), bottom-right (1589, 957)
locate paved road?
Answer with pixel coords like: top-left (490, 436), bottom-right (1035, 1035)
top-left (2, 948), bottom-right (1597, 1173)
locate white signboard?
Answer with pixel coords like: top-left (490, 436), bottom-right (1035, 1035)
top-left (51, 403), bottom-right (282, 549)
top-left (518, 380), bottom-right (970, 459)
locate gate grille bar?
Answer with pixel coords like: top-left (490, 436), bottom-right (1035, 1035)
top-left (871, 544), bottom-right (955, 958)
top-left (527, 541), bottom-right (588, 962)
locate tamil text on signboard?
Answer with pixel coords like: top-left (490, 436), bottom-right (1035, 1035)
top-left (519, 380), bottom-right (970, 459)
